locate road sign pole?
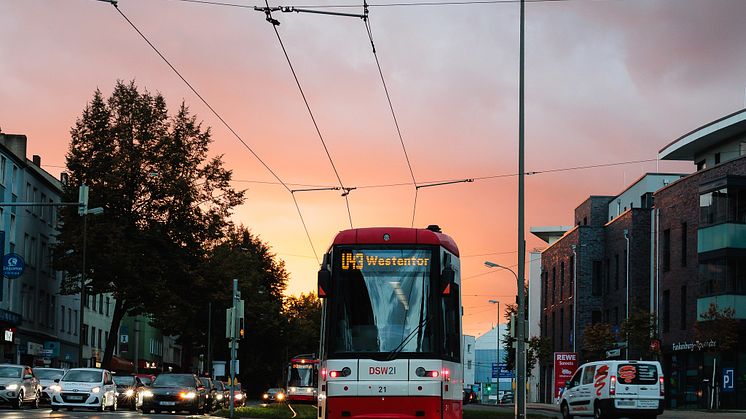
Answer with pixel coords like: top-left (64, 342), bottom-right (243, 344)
top-left (229, 278), bottom-right (238, 419)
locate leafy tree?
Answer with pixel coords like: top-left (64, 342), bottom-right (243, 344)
top-left (620, 309), bottom-right (658, 359)
top-left (696, 303), bottom-right (738, 353)
top-left (54, 80), bottom-right (244, 369)
top-left (285, 293), bottom-right (322, 356)
top-left (502, 303), bottom-right (517, 371)
top-left (582, 323), bottom-right (614, 361)
top-left (527, 336), bottom-right (552, 377)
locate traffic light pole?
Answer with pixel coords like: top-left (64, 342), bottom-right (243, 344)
top-left (229, 278), bottom-right (238, 419)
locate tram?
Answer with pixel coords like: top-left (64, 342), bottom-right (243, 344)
top-left (286, 354), bottom-right (319, 403)
top-left (316, 225), bottom-right (463, 419)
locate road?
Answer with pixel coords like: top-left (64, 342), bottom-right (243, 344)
top-left (0, 406), bottom-right (218, 419)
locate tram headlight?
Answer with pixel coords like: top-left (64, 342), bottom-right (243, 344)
top-left (329, 367), bottom-right (351, 379)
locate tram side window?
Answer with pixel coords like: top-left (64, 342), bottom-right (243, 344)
top-left (442, 282), bottom-right (460, 360)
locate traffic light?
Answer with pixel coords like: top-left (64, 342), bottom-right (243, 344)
top-left (239, 317), bottom-right (245, 338)
top-left (486, 384), bottom-right (491, 391)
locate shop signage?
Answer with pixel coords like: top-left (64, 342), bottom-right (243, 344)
top-left (2, 253), bottom-right (25, 279)
top-left (0, 309), bottom-right (21, 326)
top-left (553, 352), bottom-right (578, 399)
top-left (43, 341), bottom-right (60, 358)
top-left (27, 342), bottom-right (44, 356)
top-left (4, 329), bottom-right (13, 342)
top-left (672, 340), bottom-right (716, 351)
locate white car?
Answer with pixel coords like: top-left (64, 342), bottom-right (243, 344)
top-left (50, 368), bottom-right (117, 412)
top-left (560, 360), bottom-right (664, 419)
top-left (32, 367), bottom-right (65, 405)
top-left (0, 364), bottom-right (40, 409)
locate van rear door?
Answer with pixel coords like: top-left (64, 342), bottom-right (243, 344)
top-left (615, 362), bottom-right (660, 407)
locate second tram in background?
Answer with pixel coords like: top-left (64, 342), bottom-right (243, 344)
top-left (286, 354), bottom-right (319, 403)
top-left (316, 225), bottom-right (463, 419)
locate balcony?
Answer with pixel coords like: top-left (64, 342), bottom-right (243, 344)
top-left (698, 223), bottom-right (746, 253)
top-left (697, 295), bottom-right (746, 320)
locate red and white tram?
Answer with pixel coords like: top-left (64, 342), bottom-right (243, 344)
top-left (316, 226), bottom-right (463, 419)
top-left (286, 355), bottom-right (319, 403)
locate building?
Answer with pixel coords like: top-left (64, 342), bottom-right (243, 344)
top-left (463, 334), bottom-right (476, 388)
top-left (474, 325), bottom-right (508, 402)
top-left (0, 133), bottom-right (80, 367)
top-left (118, 315), bottom-right (182, 373)
top-left (81, 292), bottom-right (115, 368)
top-left (536, 108), bottom-right (746, 409)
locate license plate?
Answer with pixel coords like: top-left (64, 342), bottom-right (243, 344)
top-left (160, 401), bottom-right (176, 406)
top-left (616, 400), bottom-right (635, 407)
top-left (637, 399), bottom-right (659, 408)
top-left (68, 395), bottom-right (84, 401)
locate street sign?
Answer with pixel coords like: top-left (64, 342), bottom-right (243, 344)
top-left (723, 368), bottom-right (735, 393)
top-left (606, 348), bottom-right (621, 358)
top-left (2, 253), bottom-right (25, 279)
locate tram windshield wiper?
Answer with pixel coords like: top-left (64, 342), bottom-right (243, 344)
top-left (384, 315), bottom-right (432, 361)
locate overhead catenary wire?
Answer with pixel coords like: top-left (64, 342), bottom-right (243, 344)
top-left (166, 0), bottom-right (614, 10)
top-left (100, 0), bottom-right (321, 263)
top-left (260, 1), bottom-right (354, 228)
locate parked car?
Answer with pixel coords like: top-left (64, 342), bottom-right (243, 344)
top-left (50, 368), bottom-right (117, 412)
top-left (33, 367), bottom-right (65, 405)
top-left (262, 387), bottom-right (286, 403)
top-left (559, 360), bottom-right (664, 419)
top-left (0, 364), bottom-right (40, 409)
top-left (113, 374), bottom-right (145, 410)
top-left (198, 376), bottom-right (218, 412)
top-left (499, 391), bottom-right (514, 405)
top-left (140, 373), bottom-right (206, 415)
top-left (213, 380), bottom-right (229, 409)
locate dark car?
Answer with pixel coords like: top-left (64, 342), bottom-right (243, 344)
top-left (112, 375), bottom-right (144, 410)
top-left (213, 380), bottom-right (229, 409)
top-left (198, 377), bottom-right (218, 412)
top-left (499, 391), bottom-right (514, 405)
top-left (462, 388), bottom-right (476, 404)
top-left (262, 388), bottom-right (286, 403)
top-left (225, 383), bottom-right (246, 407)
top-left (140, 373), bottom-right (206, 415)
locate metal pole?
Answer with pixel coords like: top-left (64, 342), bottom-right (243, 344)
top-left (207, 302), bottom-right (212, 377)
top-left (624, 231), bottom-right (630, 358)
top-left (516, 0), bottom-right (527, 417)
top-left (134, 318), bottom-right (139, 374)
top-left (496, 301), bottom-right (500, 404)
top-left (78, 214), bottom-right (87, 367)
top-left (230, 278), bottom-right (238, 419)
top-left (572, 246), bottom-right (577, 353)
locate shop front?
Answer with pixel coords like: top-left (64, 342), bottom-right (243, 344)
top-left (0, 309), bottom-right (21, 363)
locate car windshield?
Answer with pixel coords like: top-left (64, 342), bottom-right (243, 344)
top-left (0, 366), bottom-right (22, 378)
top-left (139, 377), bottom-right (152, 386)
top-left (153, 375), bottom-right (195, 387)
top-left (268, 388), bottom-right (283, 394)
top-left (62, 370), bottom-right (102, 383)
top-left (113, 376), bottom-right (136, 386)
top-left (34, 369), bottom-right (64, 380)
top-left (331, 248), bottom-right (434, 354)
top-left (198, 377), bottom-right (212, 388)
top-left (215, 381), bottom-right (225, 390)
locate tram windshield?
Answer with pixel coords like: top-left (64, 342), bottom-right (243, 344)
top-left (288, 363), bottom-right (316, 387)
top-left (331, 248), bottom-right (434, 355)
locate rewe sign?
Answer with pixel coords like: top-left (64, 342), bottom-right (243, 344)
top-left (553, 352), bottom-right (578, 400)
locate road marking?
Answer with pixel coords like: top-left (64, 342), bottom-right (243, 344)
top-left (287, 403), bottom-right (297, 418)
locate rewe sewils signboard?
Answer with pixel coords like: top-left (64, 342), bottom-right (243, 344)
top-left (554, 352), bottom-right (578, 399)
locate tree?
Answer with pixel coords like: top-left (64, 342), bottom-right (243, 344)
top-left (696, 303), bottom-right (738, 353)
top-left (54, 80), bottom-right (244, 369)
top-left (502, 303), bottom-right (517, 371)
top-left (527, 336), bottom-right (552, 378)
top-left (620, 309), bottom-right (658, 360)
top-left (582, 323), bottom-right (614, 361)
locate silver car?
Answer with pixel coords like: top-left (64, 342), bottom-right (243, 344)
top-left (0, 364), bottom-right (40, 409)
top-left (33, 367), bottom-right (65, 405)
top-left (50, 368), bottom-right (117, 412)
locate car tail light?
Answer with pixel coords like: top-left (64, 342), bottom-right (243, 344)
top-left (415, 367), bottom-right (439, 378)
top-left (660, 376), bottom-right (665, 396)
top-left (609, 375), bottom-right (616, 396)
top-left (321, 369), bottom-right (327, 379)
top-left (328, 367), bottom-right (351, 379)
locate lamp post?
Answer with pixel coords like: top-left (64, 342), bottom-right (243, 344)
top-left (488, 299), bottom-right (500, 404)
top-left (485, 261), bottom-right (522, 413)
top-left (78, 206), bottom-right (104, 367)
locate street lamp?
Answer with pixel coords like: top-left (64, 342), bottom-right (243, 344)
top-left (488, 299), bottom-right (500, 404)
top-left (484, 260), bottom-right (523, 413)
top-left (78, 206), bottom-right (104, 367)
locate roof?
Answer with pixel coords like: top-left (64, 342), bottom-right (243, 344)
top-left (659, 109), bottom-right (746, 161)
top-left (331, 227), bottom-right (459, 256)
top-left (530, 226), bottom-right (573, 244)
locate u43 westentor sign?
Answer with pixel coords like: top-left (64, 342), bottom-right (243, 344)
top-left (3, 253), bottom-right (25, 279)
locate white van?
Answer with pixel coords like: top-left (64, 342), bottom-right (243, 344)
top-left (559, 360), bottom-right (664, 419)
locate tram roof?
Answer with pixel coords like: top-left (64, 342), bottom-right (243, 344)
top-left (331, 227), bottom-right (459, 257)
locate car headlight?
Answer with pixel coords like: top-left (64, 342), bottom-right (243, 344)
top-left (216, 394), bottom-right (223, 400)
top-left (6, 384), bottom-right (18, 391)
top-left (91, 387), bottom-right (101, 393)
top-left (49, 385), bottom-right (62, 392)
top-left (234, 393), bottom-right (244, 400)
top-left (125, 389), bottom-right (134, 397)
top-left (263, 394), bottom-right (269, 399)
top-left (180, 391), bottom-right (196, 400)
top-left (141, 390), bottom-right (153, 398)
top-left (306, 388), bottom-right (313, 393)
top-left (276, 393), bottom-right (285, 400)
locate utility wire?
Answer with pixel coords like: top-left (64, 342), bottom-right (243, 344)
top-left (261, 1), bottom-right (354, 228)
top-left (362, 1), bottom-right (419, 227)
top-left (103, 1), bottom-right (321, 263)
top-left (166, 0), bottom-right (611, 10)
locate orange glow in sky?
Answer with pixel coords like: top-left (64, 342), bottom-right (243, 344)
top-left (2, 0), bottom-right (743, 337)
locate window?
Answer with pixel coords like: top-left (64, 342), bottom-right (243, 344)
top-left (551, 312), bottom-right (556, 350)
top-left (582, 365), bottom-right (596, 385)
top-left (592, 261), bottom-right (602, 296)
top-left (68, 308), bottom-right (72, 333)
top-left (25, 182), bottom-right (31, 205)
top-left (50, 295), bottom-right (55, 328)
top-left (552, 267), bottom-right (556, 304)
top-left (715, 152), bottom-right (721, 164)
top-left (559, 308), bottom-right (564, 350)
top-left (592, 310), bottom-right (602, 324)
top-left (613, 307), bottom-right (619, 325)
top-left (699, 256), bottom-right (746, 295)
top-left (681, 223), bottom-right (688, 267)
top-left (696, 160), bottom-right (706, 171)
top-left (569, 255), bottom-right (575, 297)
top-left (73, 310), bottom-right (78, 335)
top-left (40, 193), bottom-right (47, 221)
top-left (82, 324), bottom-right (88, 344)
top-left (91, 327), bottom-right (96, 347)
top-left (105, 297), bottom-right (110, 316)
top-left (662, 290), bottom-right (670, 333)
top-left (9, 214), bottom-right (15, 244)
top-left (583, 217), bottom-right (588, 226)
top-left (605, 258), bottom-right (610, 294)
top-left (61, 306), bottom-right (66, 332)
top-left (615, 254), bottom-right (620, 290)
top-left (569, 304), bottom-right (573, 341)
top-left (98, 329), bottom-right (102, 349)
top-left (680, 286), bottom-right (687, 330)
top-left (662, 229), bottom-right (671, 272)
top-left (0, 156), bottom-right (5, 185)
top-left (10, 165), bottom-right (16, 194)
top-left (560, 262), bottom-right (565, 301)
top-left (467, 360), bottom-right (472, 370)
top-left (741, 142), bottom-right (746, 156)
top-left (99, 295), bottom-right (103, 314)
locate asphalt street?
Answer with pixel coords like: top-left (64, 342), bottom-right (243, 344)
top-left (465, 403), bottom-right (746, 418)
top-left (0, 406), bottom-right (217, 419)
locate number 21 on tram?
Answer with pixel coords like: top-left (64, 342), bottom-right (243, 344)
top-left (316, 226), bottom-right (463, 419)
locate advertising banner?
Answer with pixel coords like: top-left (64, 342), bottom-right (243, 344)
top-left (553, 352), bottom-right (578, 399)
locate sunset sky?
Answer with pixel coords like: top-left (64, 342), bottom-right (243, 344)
top-left (2, 0), bottom-right (745, 337)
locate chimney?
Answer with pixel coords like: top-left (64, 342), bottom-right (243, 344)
top-left (32, 155), bottom-right (41, 167)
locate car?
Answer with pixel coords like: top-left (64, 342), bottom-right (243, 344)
top-left (213, 380), bottom-right (229, 409)
top-left (112, 374), bottom-right (145, 410)
top-left (462, 388), bottom-right (476, 404)
top-left (33, 367), bottom-right (65, 405)
top-left (0, 364), bottom-right (40, 409)
top-left (140, 373), bottom-right (206, 415)
top-left (559, 360), bottom-right (664, 419)
top-left (198, 376), bottom-right (219, 412)
top-left (225, 382), bottom-right (246, 407)
top-left (262, 387), bottom-right (286, 403)
top-left (499, 391), bottom-right (514, 405)
top-left (50, 368), bottom-right (117, 412)
top-left (135, 373), bottom-right (156, 387)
